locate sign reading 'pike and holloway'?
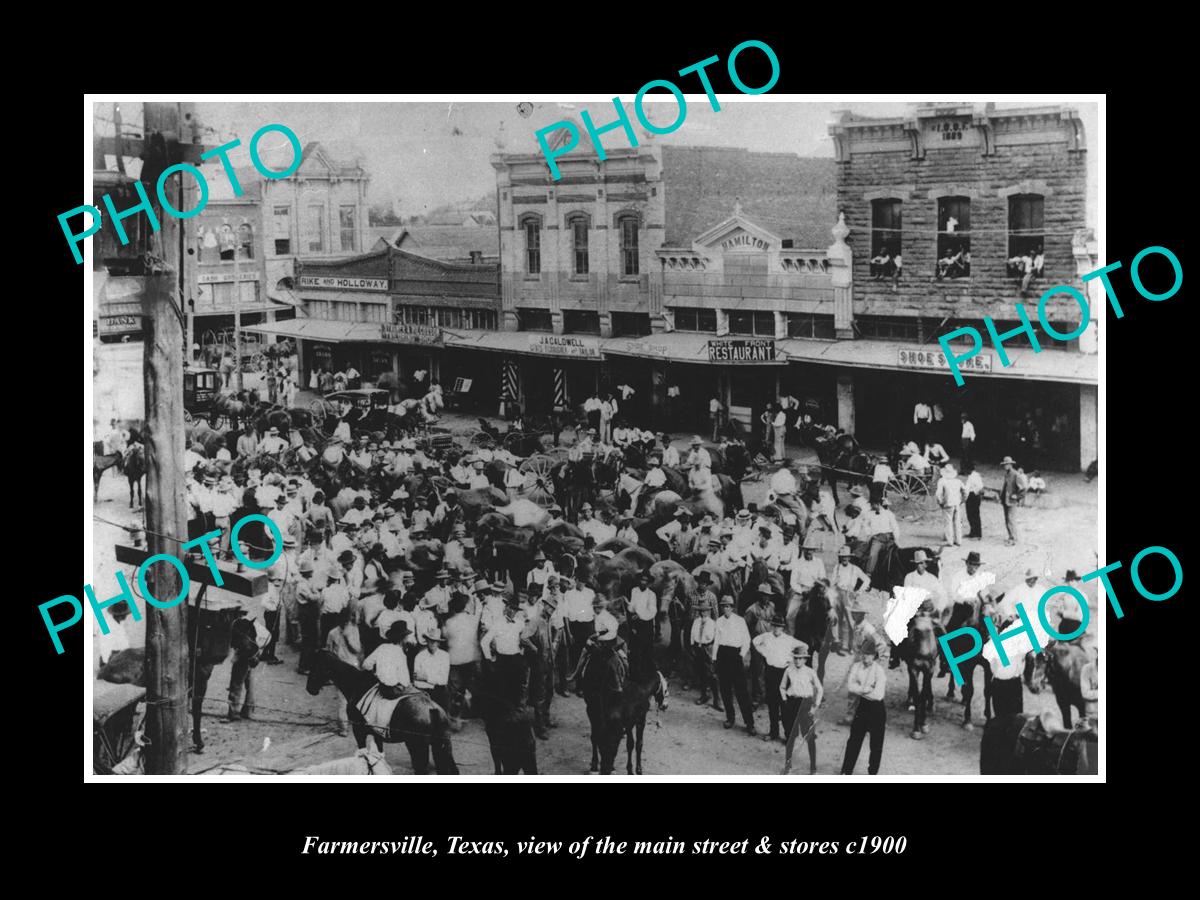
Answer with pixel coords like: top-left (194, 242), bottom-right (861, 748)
top-left (708, 338), bottom-right (777, 363)
top-left (298, 275), bottom-right (389, 291)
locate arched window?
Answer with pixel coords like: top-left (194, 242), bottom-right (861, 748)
top-left (519, 214), bottom-right (542, 275)
top-left (870, 199), bottom-right (901, 279)
top-left (617, 213), bottom-right (639, 276)
top-left (565, 212), bottom-right (590, 276)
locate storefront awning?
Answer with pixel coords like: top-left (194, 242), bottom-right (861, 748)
top-left (778, 338), bottom-right (1098, 385)
top-left (242, 319), bottom-right (384, 344)
top-left (605, 333), bottom-right (788, 365)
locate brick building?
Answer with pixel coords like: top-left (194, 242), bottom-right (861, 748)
top-left (828, 103), bottom-right (1097, 469)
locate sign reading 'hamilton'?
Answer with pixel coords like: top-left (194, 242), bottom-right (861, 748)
top-left (298, 275), bottom-right (389, 291)
top-left (708, 338), bottom-right (777, 363)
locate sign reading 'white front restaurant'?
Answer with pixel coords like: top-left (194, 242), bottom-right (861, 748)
top-left (708, 338), bottom-right (778, 363)
top-left (898, 348), bottom-right (993, 373)
top-left (527, 334), bottom-right (602, 359)
top-left (297, 275), bottom-right (389, 291)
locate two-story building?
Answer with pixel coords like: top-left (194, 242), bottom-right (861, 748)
top-left (190, 141), bottom-right (370, 358)
top-left (827, 103), bottom-right (1096, 469)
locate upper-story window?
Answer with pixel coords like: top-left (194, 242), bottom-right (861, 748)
top-left (566, 213), bottom-right (589, 276)
top-left (619, 215), bottom-right (639, 276)
top-left (870, 199), bottom-right (901, 279)
top-left (339, 206), bottom-right (357, 253)
top-left (936, 197), bottom-right (970, 279)
top-left (307, 205), bottom-right (325, 254)
top-left (673, 307), bottom-right (717, 333)
top-left (217, 224), bottom-right (237, 261)
top-left (238, 223), bottom-right (254, 260)
top-left (1007, 194), bottom-right (1045, 287)
top-left (272, 207), bottom-right (291, 255)
top-left (727, 310), bottom-right (775, 337)
top-left (520, 214), bottom-right (541, 275)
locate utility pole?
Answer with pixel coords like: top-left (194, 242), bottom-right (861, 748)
top-left (234, 223), bottom-right (243, 390)
top-left (96, 102), bottom-right (210, 774)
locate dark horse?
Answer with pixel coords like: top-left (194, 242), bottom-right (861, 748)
top-left (1031, 641), bottom-right (1090, 729)
top-left (944, 597), bottom-right (994, 730)
top-left (980, 713), bottom-right (1097, 774)
top-left (472, 684), bottom-right (538, 775)
top-left (305, 650), bottom-right (459, 774)
top-left (579, 640), bottom-right (631, 774)
top-left (124, 444), bottom-right (146, 509)
top-left (93, 441), bottom-right (123, 499)
top-left (594, 662), bottom-right (669, 776)
top-left (894, 613), bottom-right (938, 739)
top-left (813, 434), bottom-right (870, 503)
top-left (792, 582), bottom-right (835, 683)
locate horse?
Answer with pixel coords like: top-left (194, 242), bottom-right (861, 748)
top-left (738, 558), bottom-right (786, 615)
top-left (124, 444), bottom-right (146, 508)
top-left (980, 713), bottom-right (1097, 774)
top-left (944, 598), bottom-right (994, 730)
top-left (93, 442), bottom-right (123, 500)
top-left (894, 613), bottom-right (938, 739)
top-left (1031, 641), bottom-right (1089, 729)
top-left (551, 459), bottom-right (594, 523)
top-left (813, 435), bottom-right (870, 503)
top-left (305, 650), bottom-right (459, 774)
top-left (472, 684), bottom-right (538, 775)
top-left (600, 667), bottom-right (669, 776)
top-left (792, 582), bottom-right (836, 683)
top-left (579, 640), bottom-right (630, 774)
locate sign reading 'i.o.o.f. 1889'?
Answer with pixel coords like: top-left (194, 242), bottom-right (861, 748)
top-left (708, 338), bottom-right (777, 363)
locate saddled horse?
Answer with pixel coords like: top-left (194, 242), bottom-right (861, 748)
top-left (894, 613), bottom-right (938, 739)
top-left (305, 650), bottom-right (459, 774)
top-left (792, 581), bottom-right (836, 683)
top-left (472, 684), bottom-right (538, 775)
top-left (738, 558), bottom-right (787, 615)
top-left (1031, 641), bottom-right (1090, 729)
top-left (122, 442), bottom-right (146, 508)
top-left (601, 666), bottom-right (669, 776)
top-left (980, 713), bottom-right (1097, 775)
top-left (944, 597), bottom-right (995, 730)
top-left (93, 441), bottom-right (123, 499)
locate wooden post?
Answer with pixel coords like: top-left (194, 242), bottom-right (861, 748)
top-left (141, 263), bottom-right (190, 774)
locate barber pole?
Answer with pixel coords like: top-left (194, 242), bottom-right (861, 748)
top-left (553, 367), bottom-right (566, 408)
top-left (502, 358), bottom-right (519, 402)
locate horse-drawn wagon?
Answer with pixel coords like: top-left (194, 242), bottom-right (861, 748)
top-left (93, 681), bottom-right (146, 774)
top-left (310, 389), bottom-right (392, 434)
top-left (183, 367), bottom-right (222, 426)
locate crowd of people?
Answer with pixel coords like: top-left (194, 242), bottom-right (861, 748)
top-left (98, 366), bottom-right (1094, 775)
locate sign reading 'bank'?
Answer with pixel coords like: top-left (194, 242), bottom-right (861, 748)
top-left (708, 338), bottom-right (777, 363)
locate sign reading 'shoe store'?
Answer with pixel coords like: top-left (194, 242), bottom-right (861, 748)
top-left (298, 275), bottom-right (389, 291)
top-left (898, 347), bottom-right (993, 373)
top-left (527, 334), bottom-right (603, 359)
top-left (381, 323), bottom-right (443, 346)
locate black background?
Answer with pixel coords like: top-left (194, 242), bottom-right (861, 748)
top-left (22, 25), bottom-right (1190, 880)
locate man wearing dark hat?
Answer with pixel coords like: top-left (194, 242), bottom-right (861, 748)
top-left (744, 584), bottom-right (778, 706)
top-left (363, 620), bottom-right (413, 700)
top-left (712, 596), bottom-right (756, 734)
top-left (690, 599), bottom-right (720, 708)
top-left (999, 455), bottom-right (1026, 545)
top-left (780, 642), bottom-right (823, 774)
top-left (753, 615), bottom-right (803, 741)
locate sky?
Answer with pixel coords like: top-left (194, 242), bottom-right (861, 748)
top-left (95, 99), bottom-right (1099, 225)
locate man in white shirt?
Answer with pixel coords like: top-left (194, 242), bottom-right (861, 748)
top-left (871, 457), bottom-right (893, 487)
top-left (413, 627), bottom-right (451, 711)
top-left (769, 464), bottom-right (798, 500)
top-left (999, 568), bottom-right (1043, 630)
top-left (563, 577), bottom-right (596, 682)
top-left (659, 436), bottom-right (681, 469)
top-left (903, 550), bottom-right (946, 617)
top-left (643, 455), bottom-right (667, 490)
top-left (629, 572), bottom-right (658, 656)
top-left (482, 597), bottom-right (528, 705)
top-left (686, 437), bottom-right (712, 470)
top-left (960, 413), bottom-right (976, 468)
top-left (468, 460), bottom-right (491, 491)
top-left (690, 601), bottom-right (720, 708)
top-left (913, 400), bottom-right (933, 445)
top-left (259, 426), bottom-right (288, 457)
top-left (789, 535), bottom-right (827, 597)
top-left (362, 620), bottom-right (413, 698)
top-left (962, 463), bottom-right (984, 540)
top-left (655, 508), bottom-right (691, 559)
top-left (709, 397), bottom-right (724, 442)
top-left (712, 596), bottom-right (755, 734)
top-left (689, 464), bottom-right (715, 499)
top-left (753, 615), bottom-right (802, 741)
top-left (935, 463), bottom-right (965, 547)
top-left (772, 406), bottom-right (788, 461)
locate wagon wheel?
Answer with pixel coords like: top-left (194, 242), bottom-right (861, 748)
top-left (470, 431), bottom-right (495, 447)
top-left (183, 409), bottom-right (193, 424)
top-left (520, 454), bottom-right (557, 479)
top-left (504, 431), bottom-right (528, 453)
top-left (309, 399), bottom-right (328, 424)
top-left (542, 446), bottom-right (571, 462)
top-left (251, 352), bottom-right (267, 371)
top-left (210, 414), bottom-right (225, 430)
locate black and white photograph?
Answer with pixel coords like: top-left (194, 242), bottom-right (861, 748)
top-left (85, 95), bottom-right (1103, 780)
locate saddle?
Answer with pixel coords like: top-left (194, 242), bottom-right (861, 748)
top-left (1013, 713), bottom-right (1097, 775)
top-left (355, 683), bottom-right (423, 739)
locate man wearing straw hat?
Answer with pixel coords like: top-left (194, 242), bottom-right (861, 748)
top-left (780, 641), bottom-right (823, 775)
top-left (999, 455), bottom-right (1026, 545)
top-left (935, 462), bottom-right (965, 547)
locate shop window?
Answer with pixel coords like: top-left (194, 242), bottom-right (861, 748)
top-left (461, 308), bottom-right (497, 331)
top-left (673, 307), bottom-right (717, 333)
top-left (728, 310), bottom-right (775, 337)
top-left (936, 197), bottom-right (970, 279)
top-left (435, 308), bottom-right (463, 329)
top-left (520, 214), bottom-right (541, 275)
top-left (563, 310), bottom-right (601, 335)
top-left (305, 299), bottom-right (329, 318)
top-left (567, 213), bottom-right (589, 276)
top-left (1007, 194), bottom-right (1044, 284)
top-left (339, 206), bottom-right (357, 253)
top-left (272, 207), bottom-right (291, 255)
top-left (238, 223), bottom-right (254, 260)
top-left (517, 308), bottom-right (553, 332)
top-left (856, 315), bottom-right (920, 343)
top-left (307, 205), bottom-right (325, 253)
top-left (870, 199), bottom-right (901, 278)
top-left (619, 215), bottom-right (639, 276)
top-left (362, 304), bottom-right (387, 324)
top-left (402, 306), bottom-right (430, 326)
top-left (611, 312), bottom-right (651, 337)
top-left (787, 313), bottom-right (835, 340)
